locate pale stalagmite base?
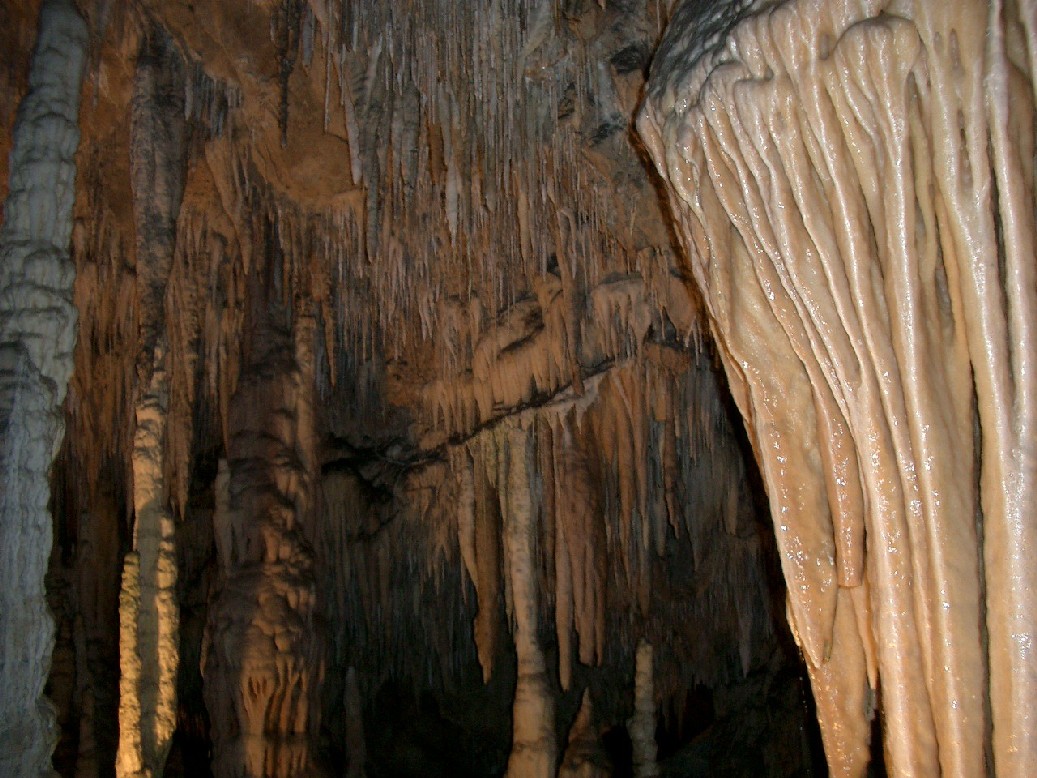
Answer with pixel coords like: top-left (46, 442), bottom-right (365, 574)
top-left (629, 640), bottom-right (659, 778)
top-left (117, 352), bottom-right (179, 778)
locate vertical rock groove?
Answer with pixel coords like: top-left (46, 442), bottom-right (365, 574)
top-left (642, 0), bottom-right (1037, 774)
top-left (0, 0), bottom-right (87, 774)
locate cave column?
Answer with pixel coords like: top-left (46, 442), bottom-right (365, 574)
top-left (498, 421), bottom-right (557, 778)
top-left (203, 312), bottom-right (325, 778)
top-left (115, 29), bottom-right (188, 778)
top-left (0, 0), bottom-right (88, 773)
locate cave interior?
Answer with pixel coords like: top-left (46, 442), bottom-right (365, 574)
top-left (1, 0), bottom-right (1036, 776)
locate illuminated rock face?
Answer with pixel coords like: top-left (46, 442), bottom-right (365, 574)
top-left (642, 0), bottom-right (1037, 774)
top-left (116, 28), bottom-right (188, 777)
top-left (0, 1), bottom-right (87, 774)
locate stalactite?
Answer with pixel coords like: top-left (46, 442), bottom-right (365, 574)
top-left (0, 0), bottom-right (87, 773)
top-left (550, 411), bottom-right (606, 691)
top-left (130, 27), bottom-right (187, 376)
top-left (274, 0), bottom-right (303, 148)
top-left (641, 0), bottom-right (1037, 773)
top-left (472, 442), bottom-right (504, 682)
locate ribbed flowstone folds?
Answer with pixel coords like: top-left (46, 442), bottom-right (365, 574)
top-left (8, 0), bottom-right (1037, 774)
top-left (642, 0), bottom-right (1037, 774)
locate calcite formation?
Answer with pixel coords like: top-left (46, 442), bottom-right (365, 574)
top-left (642, 0), bottom-right (1037, 774)
top-left (1, 0), bottom-right (1033, 775)
top-left (630, 640), bottom-right (659, 778)
top-left (557, 690), bottom-right (610, 778)
top-left (0, 1), bottom-right (87, 774)
top-left (203, 313), bottom-right (325, 778)
top-left (116, 27), bottom-right (189, 776)
top-left (117, 351), bottom-right (180, 778)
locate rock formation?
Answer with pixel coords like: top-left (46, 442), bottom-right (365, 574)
top-left (0, 1), bottom-right (87, 774)
top-left (116, 25), bottom-right (188, 777)
top-left (630, 640), bottom-right (659, 778)
top-left (557, 690), bottom-right (610, 778)
top-left (203, 311), bottom-right (325, 778)
top-left (0, 0), bottom-right (1033, 775)
top-left (642, 0), bottom-right (1037, 774)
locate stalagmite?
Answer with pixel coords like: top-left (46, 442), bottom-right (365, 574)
top-left (116, 552), bottom-right (144, 778)
top-left (497, 422), bottom-right (557, 778)
top-left (116, 28), bottom-right (188, 776)
top-left (558, 690), bottom-right (610, 778)
top-left (203, 312), bottom-right (325, 778)
top-left (641, 0), bottom-right (1037, 774)
top-left (117, 351), bottom-right (179, 778)
top-left (629, 640), bottom-right (659, 778)
top-left (0, 0), bottom-right (88, 773)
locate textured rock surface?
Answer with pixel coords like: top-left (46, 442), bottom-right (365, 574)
top-left (630, 640), bottom-right (659, 778)
top-left (0, 1), bottom-right (87, 774)
top-left (117, 352), bottom-right (180, 778)
top-left (203, 312), bottom-right (325, 778)
top-left (1, 0), bottom-right (981, 775)
top-left (116, 25), bottom-right (189, 776)
top-left (558, 690), bottom-right (610, 778)
top-left (642, 0), bottom-right (1037, 774)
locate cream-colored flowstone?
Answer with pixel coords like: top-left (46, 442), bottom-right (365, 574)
top-left (641, 0), bottom-right (1037, 774)
top-left (0, 0), bottom-right (87, 773)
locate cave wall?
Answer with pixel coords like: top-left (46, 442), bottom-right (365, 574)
top-left (5, 0), bottom-right (1032, 775)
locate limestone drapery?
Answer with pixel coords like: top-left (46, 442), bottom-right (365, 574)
top-left (0, 0), bottom-right (867, 773)
top-left (642, 0), bottom-right (1037, 774)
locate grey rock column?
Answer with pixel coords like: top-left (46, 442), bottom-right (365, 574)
top-left (0, 0), bottom-right (88, 775)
